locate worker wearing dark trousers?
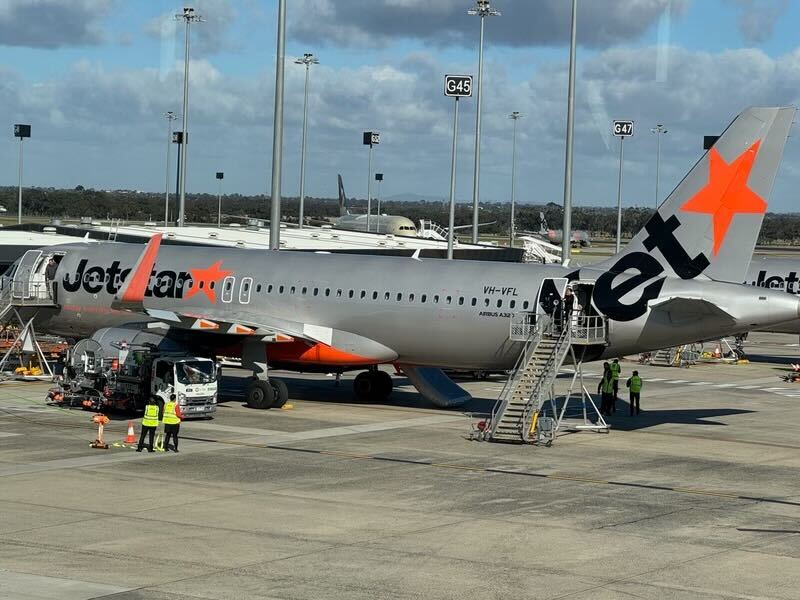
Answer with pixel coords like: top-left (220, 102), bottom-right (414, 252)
top-left (627, 371), bottom-right (643, 415)
top-left (597, 363), bottom-right (614, 416)
top-left (609, 359), bottom-right (621, 413)
top-left (136, 398), bottom-right (160, 452)
top-left (162, 394), bottom-right (183, 452)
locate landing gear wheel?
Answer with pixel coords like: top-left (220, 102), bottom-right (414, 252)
top-left (353, 371), bottom-right (393, 402)
top-left (271, 378), bottom-right (289, 408)
top-left (353, 372), bottom-right (374, 402)
top-left (246, 380), bottom-right (275, 409)
top-left (372, 370), bottom-right (393, 401)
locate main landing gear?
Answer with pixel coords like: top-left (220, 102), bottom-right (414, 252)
top-left (242, 342), bottom-right (289, 410)
top-left (353, 369), bottom-right (393, 402)
top-left (245, 378), bottom-right (289, 410)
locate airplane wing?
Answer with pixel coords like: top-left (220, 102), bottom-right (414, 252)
top-left (112, 235), bottom-right (398, 363)
top-left (648, 296), bottom-right (736, 326)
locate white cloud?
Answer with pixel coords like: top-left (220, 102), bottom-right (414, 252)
top-left (0, 0), bottom-right (116, 48)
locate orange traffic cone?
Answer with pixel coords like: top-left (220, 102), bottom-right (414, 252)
top-left (125, 421), bottom-right (136, 444)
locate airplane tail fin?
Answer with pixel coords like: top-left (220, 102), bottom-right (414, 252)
top-left (601, 106), bottom-right (795, 283)
top-left (337, 174), bottom-right (348, 217)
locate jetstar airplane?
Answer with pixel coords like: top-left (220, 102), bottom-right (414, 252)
top-left (5, 107), bottom-right (799, 409)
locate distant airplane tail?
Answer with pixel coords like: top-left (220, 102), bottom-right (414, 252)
top-left (599, 106), bottom-right (795, 283)
top-left (538, 212), bottom-right (547, 235)
top-left (337, 174), bottom-right (348, 217)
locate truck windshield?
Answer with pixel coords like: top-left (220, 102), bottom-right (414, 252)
top-left (175, 360), bottom-right (215, 384)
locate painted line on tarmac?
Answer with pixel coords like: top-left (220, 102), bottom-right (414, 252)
top-left (174, 435), bottom-right (800, 509)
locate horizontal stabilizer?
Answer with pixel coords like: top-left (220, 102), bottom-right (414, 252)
top-left (400, 365), bottom-right (472, 408)
top-left (648, 296), bottom-right (735, 325)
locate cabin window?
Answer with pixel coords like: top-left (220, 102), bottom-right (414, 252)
top-left (372, 291), bottom-right (378, 300)
top-left (313, 287), bottom-right (319, 296)
top-left (496, 299), bottom-right (502, 308)
top-left (484, 298), bottom-right (490, 307)
top-left (290, 286), bottom-right (296, 294)
top-left (325, 288), bottom-right (331, 297)
top-left (421, 294), bottom-right (427, 303)
top-left (210, 282), bottom-right (216, 289)
top-left (396, 293), bottom-right (402, 301)
top-left (409, 293), bottom-right (415, 302)
top-left (458, 297), bottom-right (464, 305)
top-left (433, 295), bottom-right (439, 303)
top-left (279, 285), bottom-right (284, 294)
top-left (256, 284), bottom-right (262, 293)
top-left (360, 290), bottom-right (366, 299)
top-left (336, 289), bottom-right (343, 298)
top-left (302, 286), bottom-right (307, 295)
top-left (348, 290), bottom-right (354, 298)
top-left (446, 296), bottom-right (452, 305)
top-left (510, 300), bottom-right (516, 309)
top-left (384, 291), bottom-right (391, 301)
top-left (523, 300), bottom-right (530, 310)
top-left (471, 298), bottom-right (477, 306)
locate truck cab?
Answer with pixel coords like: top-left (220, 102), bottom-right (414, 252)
top-left (151, 356), bottom-right (218, 418)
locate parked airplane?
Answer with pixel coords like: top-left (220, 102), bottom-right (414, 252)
top-left (536, 212), bottom-right (591, 247)
top-left (5, 107), bottom-right (798, 410)
top-left (332, 175), bottom-right (418, 236)
top-left (746, 257), bottom-right (800, 333)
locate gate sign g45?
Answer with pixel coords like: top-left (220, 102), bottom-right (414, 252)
top-left (613, 120), bottom-right (634, 137)
top-left (444, 75), bottom-right (473, 98)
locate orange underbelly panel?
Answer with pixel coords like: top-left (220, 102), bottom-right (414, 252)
top-left (266, 341), bottom-right (379, 366)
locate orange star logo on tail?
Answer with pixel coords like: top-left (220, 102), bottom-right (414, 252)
top-left (184, 260), bottom-right (232, 304)
top-left (680, 140), bottom-right (764, 256)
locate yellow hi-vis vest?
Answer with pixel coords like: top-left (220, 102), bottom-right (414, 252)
top-left (629, 376), bottom-right (642, 393)
top-left (142, 403), bottom-right (159, 427)
top-left (601, 376), bottom-right (614, 394)
top-left (610, 362), bottom-right (621, 380)
top-left (163, 401), bottom-right (180, 425)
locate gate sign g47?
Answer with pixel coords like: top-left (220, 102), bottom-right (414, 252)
top-left (444, 75), bottom-right (473, 98)
top-left (613, 120), bottom-right (634, 137)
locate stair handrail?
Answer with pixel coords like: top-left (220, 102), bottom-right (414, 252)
top-left (486, 315), bottom-right (551, 437)
top-left (520, 325), bottom-right (572, 442)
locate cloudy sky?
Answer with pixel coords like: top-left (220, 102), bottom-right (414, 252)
top-left (2, 0), bottom-right (800, 211)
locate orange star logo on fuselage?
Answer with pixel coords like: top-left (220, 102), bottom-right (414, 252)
top-left (184, 260), bottom-right (232, 304)
top-left (680, 140), bottom-right (764, 256)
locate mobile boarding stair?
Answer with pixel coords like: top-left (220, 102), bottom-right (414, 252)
top-left (0, 250), bottom-right (62, 378)
top-left (478, 312), bottom-right (609, 445)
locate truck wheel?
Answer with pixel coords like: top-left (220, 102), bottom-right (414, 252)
top-left (271, 378), bottom-right (289, 408)
top-left (246, 380), bottom-right (274, 409)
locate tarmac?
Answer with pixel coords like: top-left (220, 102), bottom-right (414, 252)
top-left (1, 332), bottom-right (800, 599)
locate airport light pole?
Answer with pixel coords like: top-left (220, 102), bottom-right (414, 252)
top-left (216, 172), bottom-right (224, 228)
top-left (444, 75), bottom-right (473, 260)
top-left (508, 111), bottom-right (521, 247)
top-left (651, 123), bottom-right (668, 208)
top-left (612, 120), bottom-right (634, 253)
top-left (363, 131), bottom-right (380, 233)
top-left (467, 0), bottom-right (500, 244)
top-left (164, 111), bottom-right (177, 226)
top-left (375, 173), bottom-right (383, 226)
top-left (173, 131), bottom-right (183, 210)
top-left (270, 0), bottom-right (287, 249)
top-left (175, 6), bottom-right (203, 228)
top-left (13, 124), bottom-right (30, 225)
top-left (295, 53), bottom-right (318, 230)
top-left (561, 0), bottom-right (578, 265)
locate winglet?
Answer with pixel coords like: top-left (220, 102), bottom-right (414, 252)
top-left (113, 234), bottom-right (162, 310)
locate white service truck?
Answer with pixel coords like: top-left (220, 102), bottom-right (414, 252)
top-left (50, 327), bottom-right (219, 418)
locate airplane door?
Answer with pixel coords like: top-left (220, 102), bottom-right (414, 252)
top-left (12, 250), bottom-right (42, 299)
top-left (536, 277), bottom-right (569, 321)
top-left (221, 276), bottom-right (235, 303)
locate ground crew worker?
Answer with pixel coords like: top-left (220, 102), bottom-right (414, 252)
top-left (162, 393), bottom-right (183, 452)
top-left (610, 358), bottom-right (622, 411)
top-left (627, 370), bottom-right (643, 415)
top-left (597, 362), bottom-right (614, 416)
top-left (136, 396), bottom-right (160, 452)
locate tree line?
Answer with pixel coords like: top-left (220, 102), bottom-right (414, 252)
top-left (2, 186), bottom-right (799, 245)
